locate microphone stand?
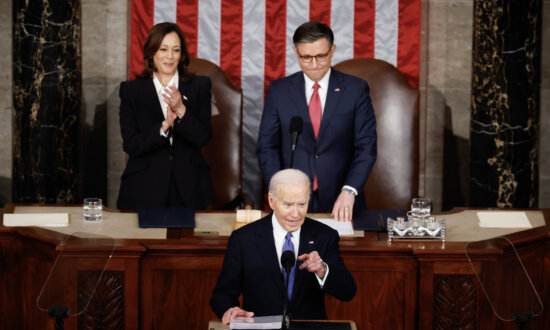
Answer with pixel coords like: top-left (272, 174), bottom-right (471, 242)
top-left (48, 305), bottom-right (69, 330)
top-left (513, 310), bottom-right (535, 330)
top-left (282, 269), bottom-right (291, 330)
top-left (288, 116), bottom-right (302, 169)
top-left (289, 132), bottom-right (297, 168)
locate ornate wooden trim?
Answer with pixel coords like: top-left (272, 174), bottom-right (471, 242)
top-left (433, 274), bottom-right (478, 329)
top-left (78, 271), bottom-right (125, 329)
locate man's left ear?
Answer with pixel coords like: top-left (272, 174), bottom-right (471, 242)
top-left (330, 44), bottom-right (336, 54)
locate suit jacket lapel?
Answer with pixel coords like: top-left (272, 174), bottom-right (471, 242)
top-left (292, 218), bottom-right (318, 300)
top-left (318, 69), bottom-right (342, 140)
top-left (254, 216), bottom-right (285, 296)
top-left (142, 80), bottom-right (165, 122)
top-left (178, 80), bottom-right (190, 107)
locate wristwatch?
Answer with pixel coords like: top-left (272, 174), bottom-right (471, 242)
top-left (342, 187), bottom-right (356, 196)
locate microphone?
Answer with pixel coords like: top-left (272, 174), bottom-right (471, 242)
top-left (289, 116), bottom-right (303, 168)
top-left (281, 250), bottom-right (295, 277)
top-left (281, 250), bottom-right (295, 329)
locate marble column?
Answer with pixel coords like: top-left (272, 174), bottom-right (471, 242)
top-left (12, 0), bottom-right (82, 203)
top-left (470, 0), bottom-right (541, 207)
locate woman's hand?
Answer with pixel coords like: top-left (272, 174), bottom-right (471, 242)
top-left (161, 107), bottom-right (177, 133)
top-left (162, 84), bottom-right (187, 119)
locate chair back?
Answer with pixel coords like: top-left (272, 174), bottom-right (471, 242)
top-left (188, 58), bottom-right (243, 209)
top-left (334, 58), bottom-right (419, 210)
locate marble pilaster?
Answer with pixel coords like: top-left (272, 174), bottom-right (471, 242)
top-left (0, 0), bottom-right (13, 206)
top-left (470, 0), bottom-right (541, 207)
top-left (12, 0), bottom-right (82, 203)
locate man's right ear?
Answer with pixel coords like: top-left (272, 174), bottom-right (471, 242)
top-left (267, 192), bottom-right (275, 210)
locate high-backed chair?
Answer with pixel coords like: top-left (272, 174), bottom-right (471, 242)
top-left (188, 58), bottom-right (252, 209)
top-left (334, 58), bottom-right (419, 210)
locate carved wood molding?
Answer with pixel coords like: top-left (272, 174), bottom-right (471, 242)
top-left (433, 275), bottom-right (478, 329)
top-left (78, 270), bottom-right (125, 329)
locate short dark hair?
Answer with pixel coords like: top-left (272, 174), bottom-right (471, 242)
top-left (292, 21), bottom-right (334, 48)
top-left (137, 22), bottom-right (192, 81)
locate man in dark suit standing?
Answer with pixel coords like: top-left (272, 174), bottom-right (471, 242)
top-left (210, 169), bottom-right (356, 325)
top-left (256, 21), bottom-right (377, 221)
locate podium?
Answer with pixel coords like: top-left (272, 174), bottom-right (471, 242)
top-left (208, 319), bottom-right (357, 330)
top-left (1, 205), bottom-right (549, 329)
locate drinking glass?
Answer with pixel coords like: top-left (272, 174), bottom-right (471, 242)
top-left (411, 197), bottom-right (431, 219)
top-left (83, 198), bottom-right (103, 222)
top-left (427, 216), bottom-right (438, 231)
top-left (396, 216), bottom-right (406, 230)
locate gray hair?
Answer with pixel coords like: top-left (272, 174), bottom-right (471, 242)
top-left (268, 169), bottom-right (311, 198)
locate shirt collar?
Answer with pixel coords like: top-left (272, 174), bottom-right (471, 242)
top-left (153, 70), bottom-right (179, 92)
top-left (271, 213), bottom-right (302, 238)
top-left (303, 68), bottom-right (331, 92)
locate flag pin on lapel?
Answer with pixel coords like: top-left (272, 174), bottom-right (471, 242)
top-left (309, 241), bottom-right (314, 245)
top-left (335, 88), bottom-right (340, 92)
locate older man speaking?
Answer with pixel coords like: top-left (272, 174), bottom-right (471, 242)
top-left (210, 169), bottom-right (356, 325)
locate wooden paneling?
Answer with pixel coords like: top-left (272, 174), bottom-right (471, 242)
top-left (151, 270), bottom-right (220, 329)
top-left (1, 209), bottom-right (550, 330)
top-left (78, 270), bottom-right (125, 329)
top-left (433, 275), bottom-right (478, 329)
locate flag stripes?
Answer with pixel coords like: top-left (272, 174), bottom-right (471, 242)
top-left (129, 0), bottom-right (421, 203)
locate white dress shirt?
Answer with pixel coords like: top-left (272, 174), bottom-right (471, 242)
top-left (302, 69), bottom-right (358, 196)
top-left (153, 71), bottom-right (179, 144)
top-left (303, 68), bottom-right (331, 114)
top-left (271, 215), bottom-right (329, 287)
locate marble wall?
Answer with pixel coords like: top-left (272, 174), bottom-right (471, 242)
top-left (0, 0), bottom-right (12, 205)
top-left (470, 0), bottom-right (541, 208)
top-left (12, 0), bottom-right (82, 204)
top-left (421, 0), bottom-right (475, 211)
top-left (80, 0), bottom-right (127, 206)
top-left (540, 0), bottom-right (550, 207)
top-left (1, 0), bottom-right (548, 210)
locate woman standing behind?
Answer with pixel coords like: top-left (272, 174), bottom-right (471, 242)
top-left (117, 22), bottom-right (214, 210)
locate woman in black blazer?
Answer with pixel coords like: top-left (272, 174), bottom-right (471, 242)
top-left (117, 22), bottom-right (214, 210)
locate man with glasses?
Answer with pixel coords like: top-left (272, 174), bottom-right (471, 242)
top-left (257, 21), bottom-right (377, 221)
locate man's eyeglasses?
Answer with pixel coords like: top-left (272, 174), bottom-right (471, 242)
top-left (298, 50), bottom-right (331, 63)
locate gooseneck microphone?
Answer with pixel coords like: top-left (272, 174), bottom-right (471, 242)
top-left (281, 250), bottom-right (295, 329)
top-left (289, 116), bottom-right (303, 168)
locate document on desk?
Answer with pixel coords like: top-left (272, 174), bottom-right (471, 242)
top-left (230, 315), bottom-right (282, 329)
top-left (312, 218), bottom-right (355, 236)
top-left (3, 213), bottom-right (69, 227)
top-left (477, 211), bottom-right (532, 228)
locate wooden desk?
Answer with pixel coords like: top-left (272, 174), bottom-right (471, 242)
top-left (208, 319), bottom-right (357, 330)
top-left (1, 205), bottom-right (549, 329)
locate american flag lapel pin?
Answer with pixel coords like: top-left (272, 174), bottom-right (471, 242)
top-left (309, 241), bottom-right (314, 245)
top-left (334, 88), bottom-right (340, 92)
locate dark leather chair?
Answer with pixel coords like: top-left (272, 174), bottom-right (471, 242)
top-left (188, 58), bottom-right (252, 209)
top-left (334, 58), bottom-right (419, 210)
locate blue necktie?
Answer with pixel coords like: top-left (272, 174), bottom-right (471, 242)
top-left (282, 232), bottom-right (296, 300)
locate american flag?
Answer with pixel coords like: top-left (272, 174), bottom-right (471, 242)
top-left (129, 0), bottom-right (421, 203)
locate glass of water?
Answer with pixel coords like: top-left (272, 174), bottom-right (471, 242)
top-left (411, 197), bottom-right (431, 219)
top-left (83, 198), bottom-right (103, 222)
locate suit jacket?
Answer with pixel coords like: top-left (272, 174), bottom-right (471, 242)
top-left (256, 69), bottom-right (377, 212)
top-left (117, 75), bottom-right (214, 210)
top-left (210, 215), bottom-right (357, 319)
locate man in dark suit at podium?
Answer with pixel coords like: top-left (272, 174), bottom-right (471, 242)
top-left (210, 169), bottom-right (356, 325)
top-left (256, 21), bottom-right (377, 221)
